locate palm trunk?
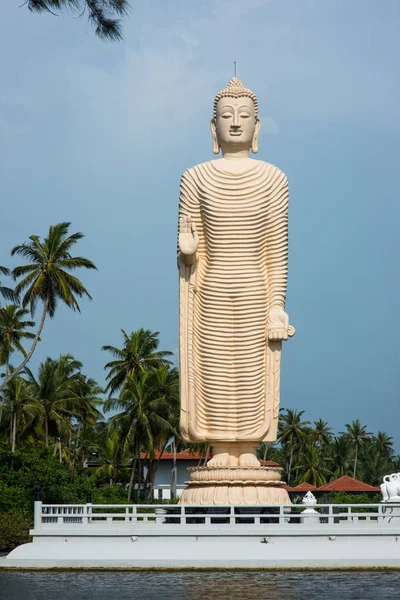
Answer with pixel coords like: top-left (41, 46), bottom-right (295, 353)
top-left (59, 438), bottom-right (62, 463)
top-left (288, 443), bottom-right (294, 485)
top-left (0, 296), bottom-right (49, 393)
top-left (149, 439), bottom-right (169, 501)
top-left (67, 422), bottom-right (71, 463)
top-left (11, 411), bottom-right (17, 453)
top-left (73, 422), bottom-right (82, 467)
top-left (144, 458), bottom-right (152, 501)
top-left (138, 448), bottom-right (142, 501)
top-left (353, 445), bottom-right (358, 478)
top-left (45, 414), bottom-right (49, 448)
top-left (127, 439), bottom-right (140, 503)
top-left (0, 360), bottom-right (9, 425)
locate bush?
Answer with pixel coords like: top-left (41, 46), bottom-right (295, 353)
top-left (0, 444), bottom-right (91, 515)
top-left (93, 485), bottom-right (132, 504)
top-left (0, 511), bottom-right (32, 551)
top-left (326, 492), bottom-right (381, 504)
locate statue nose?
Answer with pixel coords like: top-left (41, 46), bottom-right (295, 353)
top-left (232, 113), bottom-right (240, 128)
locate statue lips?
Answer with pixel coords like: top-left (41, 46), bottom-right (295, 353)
top-left (229, 129), bottom-right (242, 136)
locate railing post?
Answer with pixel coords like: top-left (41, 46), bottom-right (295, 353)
top-left (85, 491), bottom-right (92, 525)
top-left (34, 486), bottom-right (42, 529)
top-left (132, 505), bottom-right (137, 525)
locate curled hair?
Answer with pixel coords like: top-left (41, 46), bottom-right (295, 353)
top-left (213, 77), bottom-right (258, 120)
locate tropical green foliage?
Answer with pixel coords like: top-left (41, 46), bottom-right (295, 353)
top-left (263, 409), bottom-right (399, 488)
top-left (24, 0), bottom-right (130, 41)
top-left (102, 328), bottom-right (173, 395)
top-left (0, 222), bottom-right (96, 392)
top-left (0, 266), bottom-right (17, 306)
top-left (1, 225), bottom-right (398, 550)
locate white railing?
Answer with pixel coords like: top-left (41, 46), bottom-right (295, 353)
top-left (33, 502), bottom-right (400, 530)
top-left (153, 485), bottom-right (186, 501)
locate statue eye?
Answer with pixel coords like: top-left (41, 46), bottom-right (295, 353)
top-left (240, 114), bottom-right (250, 119)
top-left (221, 113), bottom-right (232, 119)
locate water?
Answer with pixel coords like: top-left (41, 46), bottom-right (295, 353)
top-left (1, 571), bottom-right (400, 600)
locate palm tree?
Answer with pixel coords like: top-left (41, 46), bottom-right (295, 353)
top-left (327, 435), bottom-right (353, 478)
top-left (0, 222), bottom-right (97, 392)
top-left (106, 367), bottom-right (178, 502)
top-left (311, 419), bottom-right (333, 448)
top-left (0, 304), bottom-right (35, 425)
top-left (293, 443), bottom-right (332, 487)
top-left (0, 266), bottom-right (17, 306)
top-left (358, 447), bottom-right (392, 487)
top-left (278, 409), bottom-right (310, 484)
top-left (94, 431), bottom-right (130, 486)
top-left (2, 375), bottom-right (42, 452)
top-left (25, 0), bottom-right (130, 41)
top-left (372, 431), bottom-right (394, 459)
top-left (102, 328), bottom-right (173, 396)
top-left (70, 376), bottom-right (104, 464)
top-left (0, 305), bottom-right (35, 376)
top-left (343, 419), bottom-right (372, 478)
top-left (25, 354), bottom-right (82, 448)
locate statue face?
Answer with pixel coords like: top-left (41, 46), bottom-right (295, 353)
top-left (215, 96), bottom-right (257, 151)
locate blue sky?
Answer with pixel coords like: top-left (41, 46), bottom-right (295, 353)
top-left (1, 0), bottom-right (399, 448)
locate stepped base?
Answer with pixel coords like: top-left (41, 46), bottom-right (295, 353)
top-left (179, 466), bottom-right (290, 505)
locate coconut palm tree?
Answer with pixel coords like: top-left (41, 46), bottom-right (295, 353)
top-left (0, 304), bottom-right (35, 425)
top-left (293, 443), bottom-right (332, 487)
top-left (1, 375), bottom-right (43, 452)
top-left (342, 419), bottom-right (372, 478)
top-left (0, 266), bottom-right (17, 306)
top-left (94, 431), bottom-right (130, 486)
top-left (0, 222), bottom-right (97, 392)
top-left (311, 419), bottom-right (333, 449)
top-left (0, 305), bottom-right (35, 376)
top-left (70, 375), bottom-right (104, 465)
top-left (25, 354), bottom-right (83, 448)
top-left (102, 328), bottom-right (173, 396)
top-left (372, 431), bottom-right (394, 459)
top-left (106, 366), bottom-right (178, 502)
top-left (327, 435), bottom-right (353, 478)
top-left (278, 409), bottom-right (310, 484)
top-left (25, 0), bottom-right (130, 41)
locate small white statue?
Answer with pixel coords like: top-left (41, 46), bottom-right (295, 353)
top-left (302, 491), bottom-right (317, 507)
top-left (381, 473), bottom-right (400, 502)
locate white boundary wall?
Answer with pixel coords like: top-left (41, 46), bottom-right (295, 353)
top-left (2, 501), bottom-right (400, 569)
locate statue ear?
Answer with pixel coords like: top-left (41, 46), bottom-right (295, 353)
top-left (251, 119), bottom-right (261, 154)
top-left (210, 119), bottom-right (220, 155)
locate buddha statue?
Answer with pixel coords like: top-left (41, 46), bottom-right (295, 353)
top-left (178, 78), bottom-right (294, 479)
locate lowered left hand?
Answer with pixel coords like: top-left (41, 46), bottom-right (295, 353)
top-left (267, 305), bottom-right (295, 341)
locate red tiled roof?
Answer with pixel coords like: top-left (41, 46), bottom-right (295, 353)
top-left (139, 450), bottom-right (281, 467)
top-left (260, 459), bottom-right (281, 468)
top-left (140, 449), bottom-right (206, 460)
top-left (284, 482), bottom-right (317, 492)
top-left (316, 476), bottom-right (380, 493)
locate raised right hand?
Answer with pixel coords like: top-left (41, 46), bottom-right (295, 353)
top-left (179, 215), bottom-right (199, 255)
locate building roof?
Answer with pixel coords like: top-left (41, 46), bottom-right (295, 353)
top-left (140, 449), bottom-right (280, 467)
top-left (284, 482), bottom-right (317, 492)
top-left (140, 449), bottom-right (206, 461)
top-left (316, 475), bottom-right (380, 493)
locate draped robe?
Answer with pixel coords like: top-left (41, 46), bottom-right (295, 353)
top-left (179, 160), bottom-right (289, 443)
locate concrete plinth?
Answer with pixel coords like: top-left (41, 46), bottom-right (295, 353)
top-left (179, 466), bottom-right (290, 505)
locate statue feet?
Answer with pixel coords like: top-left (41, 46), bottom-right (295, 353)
top-left (208, 444), bottom-right (260, 467)
top-left (207, 452), bottom-right (230, 467)
top-left (238, 452), bottom-right (260, 467)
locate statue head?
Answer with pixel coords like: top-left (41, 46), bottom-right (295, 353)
top-left (211, 78), bottom-right (261, 155)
